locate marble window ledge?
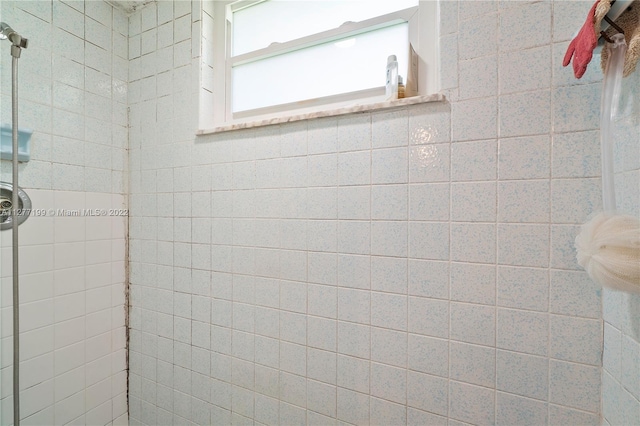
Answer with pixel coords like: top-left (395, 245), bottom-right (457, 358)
top-left (196, 93), bottom-right (446, 135)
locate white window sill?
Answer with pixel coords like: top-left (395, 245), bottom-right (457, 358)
top-left (196, 93), bottom-right (446, 136)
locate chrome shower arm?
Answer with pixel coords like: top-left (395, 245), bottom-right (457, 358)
top-left (0, 22), bottom-right (28, 50)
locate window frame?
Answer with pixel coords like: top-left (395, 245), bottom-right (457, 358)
top-left (210, 0), bottom-right (439, 128)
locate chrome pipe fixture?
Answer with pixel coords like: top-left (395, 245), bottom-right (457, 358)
top-left (2, 20), bottom-right (28, 426)
top-left (0, 22), bottom-right (28, 48)
top-left (0, 182), bottom-right (31, 230)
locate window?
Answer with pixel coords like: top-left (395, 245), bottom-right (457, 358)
top-left (203, 0), bottom-right (439, 128)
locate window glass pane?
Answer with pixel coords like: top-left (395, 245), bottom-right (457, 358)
top-left (232, 23), bottom-right (408, 113)
top-left (232, 0), bottom-right (417, 56)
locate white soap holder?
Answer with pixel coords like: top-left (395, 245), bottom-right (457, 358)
top-left (0, 124), bottom-right (32, 162)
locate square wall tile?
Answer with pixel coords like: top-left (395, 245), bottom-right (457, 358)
top-left (372, 109), bottom-right (409, 148)
top-left (371, 292), bottom-right (407, 331)
top-left (279, 312), bottom-right (306, 345)
top-left (371, 185), bottom-right (408, 220)
top-left (450, 302), bottom-right (495, 346)
top-left (496, 391), bottom-right (548, 425)
top-left (337, 254), bottom-right (369, 289)
top-left (307, 316), bottom-right (336, 353)
top-left (308, 118), bottom-right (338, 155)
top-left (307, 380), bottom-right (337, 418)
top-left (449, 381), bottom-right (495, 425)
top-left (499, 2), bottom-right (551, 52)
top-left (459, 55), bottom-right (498, 100)
top-left (407, 371), bottom-right (448, 416)
top-left (337, 388), bottom-right (369, 425)
top-left (451, 223), bottom-right (496, 264)
top-left (549, 270), bottom-right (601, 319)
top-left (499, 46), bottom-right (551, 94)
top-left (308, 154), bottom-right (337, 187)
top-left (497, 350), bottom-right (548, 400)
top-left (499, 135), bottom-right (550, 180)
top-left (255, 159), bottom-right (283, 189)
top-left (337, 288), bottom-right (370, 325)
top-left (409, 102), bottom-right (451, 145)
top-left (371, 256), bottom-right (408, 294)
top-left (337, 115), bottom-right (371, 152)
top-left (338, 186), bottom-right (370, 220)
top-left (337, 221), bottom-right (370, 255)
top-left (553, 84), bottom-right (600, 133)
top-left (408, 296), bottom-right (449, 339)
top-left (279, 341), bottom-right (306, 376)
top-left (307, 187), bottom-right (337, 220)
top-left (307, 253), bottom-right (338, 285)
top-left (408, 259), bottom-right (449, 299)
top-left (409, 222), bottom-right (450, 261)
top-left (498, 180), bottom-right (549, 223)
top-left (337, 355), bottom-right (370, 393)
top-left (280, 123), bottom-right (308, 157)
top-left (451, 182), bottom-right (496, 222)
top-left (408, 334), bottom-right (449, 377)
top-left (450, 341), bottom-right (496, 388)
top-left (280, 280), bottom-right (307, 313)
top-left (371, 221), bottom-right (407, 257)
top-left (451, 139), bottom-right (497, 181)
top-left (451, 97), bottom-right (498, 142)
top-left (370, 362), bottom-right (406, 404)
top-left (307, 220), bottom-right (336, 252)
top-left (550, 315), bottom-right (602, 365)
top-left (549, 360), bottom-right (600, 412)
top-left (497, 266), bottom-right (548, 312)
top-left (551, 178), bottom-right (601, 224)
top-left (370, 397), bottom-right (406, 425)
top-left (499, 90), bottom-right (551, 138)
top-left (338, 151), bottom-right (370, 186)
top-left (372, 147), bottom-right (408, 184)
top-left (458, 13), bottom-right (498, 60)
top-left (308, 284), bottom-right (337, 319)
top-left (552, 130), bottom-right (600, 178)
top-left (409, 144), bottom-right (450, 183)
top-left (371, 327), bottom-right (407, 368)
top-left (497, 308), bottom-right (548, 356)
top-left (409, 183), bottom-right (450, 221)
top-left (337, 321), bottom-right (370, 359)
top-left (497, 224), bottom-right (549, 268)
top-left (279, 371), bottom-right (306, 408)
top-left (450, 262), bottom-right (496, 305)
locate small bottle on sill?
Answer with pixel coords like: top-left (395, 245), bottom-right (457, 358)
top-left (385, 55), bottom-right (398, 101)
top-left (398, 75), bottom-right (405, 99)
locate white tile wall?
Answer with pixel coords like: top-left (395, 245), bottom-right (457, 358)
top-left (127, 1), bottom-right (613, 425)
top-left (0, 191), bottom-right (128, 425)
top-left (0, 1), bottom-right (128, 424)
top-left (602, 47), bottom-right (640, 426)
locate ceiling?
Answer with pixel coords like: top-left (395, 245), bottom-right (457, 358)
top-left (107, 0), bottom-right (152, 14)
